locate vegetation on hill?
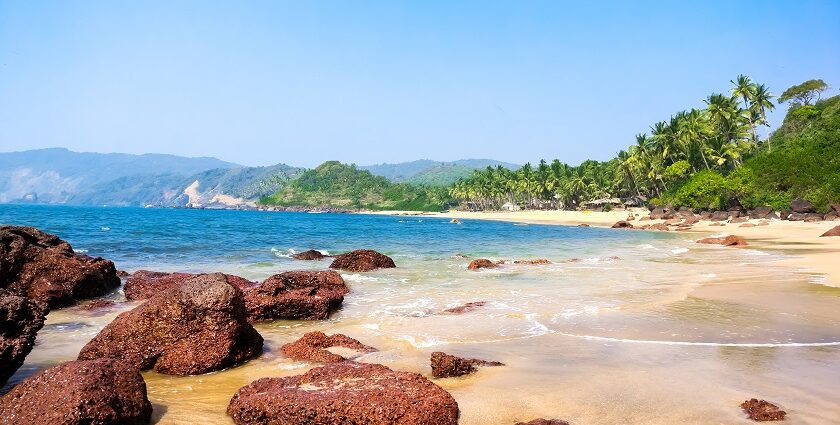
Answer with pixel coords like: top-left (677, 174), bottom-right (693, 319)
top-left (260, 161), bottom-right (450, 211)
top-left (361, 159), bottom-right (519, 185)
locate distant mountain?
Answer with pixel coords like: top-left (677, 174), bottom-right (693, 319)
top-left (360, 159), bottom-right (519, 185)
top-left (0, 148), bottom-right (300, 207)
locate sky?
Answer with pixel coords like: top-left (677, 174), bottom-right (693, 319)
top-left (1, 1), bottom-right (839, 168)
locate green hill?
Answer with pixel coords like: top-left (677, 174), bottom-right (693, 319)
top-left (260, 161), bottom-right (449, 211)
top-left (361, 159), bottom-right (519, 185)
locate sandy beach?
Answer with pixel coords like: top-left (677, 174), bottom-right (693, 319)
top-left (367, 209), bottom-right (840, 288)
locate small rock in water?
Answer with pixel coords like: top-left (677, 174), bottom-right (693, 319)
top-left (513, 259), bottom-right (551, 265)
top-left (516, 420), bottom-right (570, 425)
top-left (329, 249), bottom-right (396, 272)
top-left (430, 351), bottom-right (504, 378)
top-left (227, 361), bottom-right (459, 425)
top-left (467, 259), bottom-right (497, 270)
top-left (577, 223), bottom-right (591, 227)
top-left (611, 220), bottom-right (634, 229)
top-left (740, 398), bottom-right (786, 421)
top-left (243, 270), bottom-right (348, 321)
top-left (291, 249), bottom-right (326, 260)
top-left (441, 301), bottom-right (487, 314)
top-left (280, 331), bottom-right (376, 363)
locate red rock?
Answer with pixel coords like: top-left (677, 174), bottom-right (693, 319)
top-left (741, 398), bottom-right (786, 421)
top-left (78, 273), bottom-right (263, 375)
top-left (739, 223), bottom-right (757, 228)
top-left (611, 220), bottom-right (634, 229)
top-left (696, 235), bottom-right (748, 247)
top-left (0, 290), bottom-right (47, 384)
top-left (227, 361), bottom-right (459, 425)
top-left (513, 259), bottom-right (551, 265)
top-left (664, 218), bottom-right (682, 225)
top-left (124, 270), bottom-right (255, 301)
top-left (430, 351), bottom-right (504, 378)
top-left (468, 259), bottom-right (497, 270)
top-left (675, 226), bottom-right (693, 231)
top-left (683, 216), bottom-right (700, 225)
top-left (291, 249), bottom-right (326, 260)
top-left (638, 216), bottom-right (651, 221)
top-left (329, 249), bottom-right (396, 272)
top-left (577, 223), bottom-right (591, 227)
top-left (441, 301), bottom-right (487, 314)
top-left (78, 299), bottom-right (117, 311)
top-left (0, 358), bottom-right (152, 425)
top-left (516, 420), bottom-right (570, 425)
top-left (116, 270), bottom-right (130, 277)
top-left (649, 223), bottom-right (669, 231)
top-left (820, 225), bottom-right (840, 237)
top-left (243, 270), bottom-right (348, 321)
top-left (758, 222), bottom-right (770, 226)
top-left (0, 226), bottom-right (121, 308)
top-left (280, 331), bottom-right (376, 363)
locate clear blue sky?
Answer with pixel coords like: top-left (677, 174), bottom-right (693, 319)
top-left (1, 1), bottom-right (839, 167)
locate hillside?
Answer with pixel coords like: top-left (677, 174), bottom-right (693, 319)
top-left (261, 161), bottom-right (449, 211)
top-left (361, 159), bottom-right (519, 185)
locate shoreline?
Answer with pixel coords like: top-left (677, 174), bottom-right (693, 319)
top-left (364, 208), bottom-right (840, 288)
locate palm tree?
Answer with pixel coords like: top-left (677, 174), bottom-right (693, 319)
top-left (751, 83), bottom-right (776, 151)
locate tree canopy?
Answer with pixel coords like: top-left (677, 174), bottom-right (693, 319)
top-left (779, 79), bottom-right (829, 106)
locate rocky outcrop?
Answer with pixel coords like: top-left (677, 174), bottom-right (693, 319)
top-left (468, 259), bottom-right (497, 270)
top-left (78, 273), bottom-right (263, 375)
top-left (820, 225), bottom-right (840, 237)
top-left (0, 290), bottom-right (47, 384)
top-left (741, 398), bottom-right (786, 421)
top-left (291, 249), bottom-right (326, 260)
top-left (611, 220), bottom-right (634, 229)
top-left (280, 331), bottom-right (376, 363)
top-left (0, 358), bottom-right (152, 425)
top-left (696, 235), bottom-right (748, 247)
top-left (749, 206), bottom-right (774, 219)
top-left (243, 270), bottom-right (348, 321)
top-left (790, 197), bottom-right (815, 213)
top-left (442, 301), bottom-right (487, 314)
top-left (124, 270), bottom-right (254, 301)
top-left (730, 216), bottom-right (748, 223)
top-left (0, 225), bottom-right (121, 308)
top-left (227, 361), bottom-right (459, 425)
top-left (515, 420), bottom-right (570, 425)
top-left (329, 249), bottom-right (396, 272)
top-left (430, 351), bottom-right (504, 378)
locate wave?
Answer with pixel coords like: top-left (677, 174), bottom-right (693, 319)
top-left (554, 332), bottom-right (840, 347)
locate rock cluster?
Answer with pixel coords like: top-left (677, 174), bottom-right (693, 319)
top-left (0, 225), bottom-right (121, 308)
top-left (642, 198), bottom-right (840, 225)
top-left (741, 398), bottom-right (786, 421)
top-left (227, 361), bottom-right (459, 425)
top-left (430, 351), bottom-right (504, 378)
top-left (0, 359), bottom-right (152, 425)
top-left (0, 289), bottom-right (47, 384)
top-left (280, 331), bottom-right (376, 363)
top-left (329, 249), bottom-right (396, 271)
top-left (78, 273), bottom-right (263, 375)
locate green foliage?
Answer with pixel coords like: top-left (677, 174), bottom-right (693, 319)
top-left (789, 105), bottom-right (821, 120)
top-left (779, 79), bottom-right (829, 106)
top-left (664, 160), bottom-right (691, 179)
top-left (663, 170), bottom-right (729, 210)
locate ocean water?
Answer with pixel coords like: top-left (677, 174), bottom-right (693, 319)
top-left (2, 204), bottom-right (840, 424)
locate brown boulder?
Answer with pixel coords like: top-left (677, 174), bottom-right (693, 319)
top-left (749, 206), bottom-right (774, 219)
top-left (730, 216), bottom-right (749, 223)
top-left (292, 249), bottom-right (326, 260)
top-left (709, 222), bottom-right (725, 226)
top-left (577, 223), bottom-right (591, 227)
top-left (611, 220), bottom-right (634, 229)
top-left (804, 213), bottom-right (823, 222)
top-left (711, 211), bottom-right (731, 221)
top-left (649, 223), bottom-right (669, 231)
top-left (430, 351), bottom-right (504, 378)
top-left (739, 223), bottom-right (757, 228)
top-left (790, 197), bottom-right (815, 213)
top-left (280, 331), bottom-right (376, 363)
top-left (0, 358), bottom-right (152, 425)
top-left (0, 226), bottom-right (121, 308)
top-left (820, 225), bottom-right (840, 237)
top-left (468, 259), bottom-right (497, 270)
top-left (124, 270), bottom-right (254, 301)
top-left (78, 273), bottom-right (263, 375)
top-left (243, 270), bottom-right (348, 321)
top-left (441, 301), bottom-right (487, 314)
top-left (516, 420), bottom-right (570, 425)
top-left (0, 290), bottom-right (47, 384)
top-left (696, 235), bottom-right (748, 247)
top-left (329, 249), bottom-right (396, 272)
top-left (741, 398), bottom-right (786, 421)
top-left (227, 361), bottom-right (459, 425)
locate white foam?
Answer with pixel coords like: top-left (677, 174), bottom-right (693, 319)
top-left (342, 273), bottom-right (381, 282)
top-left (639, 244), bottom-right (656, 250)
top-left (100, 227), bottom-right (110, 231)
top-left (555, 332), bottom-right (840, 347)
top-left (670, 247), bottom-right (689, 254)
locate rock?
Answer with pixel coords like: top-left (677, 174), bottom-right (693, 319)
top-left (0, 225), bottom-right (121, 308)
top-left (649, 207), bottom-right (667, 220)
top-left (280, 331), bottom-right (376, 363)
top-left (821, 225), bottom-right (840, 237)
top-left (0, 290), bottom-right (47, 384)
top-left (611, 221), bottom-right (634, 229)
top-left (711, 211), bottom-right (731, 221)
top-left (649, 223), bottom-right (669, 231)
top-left (730, 217), bottom-right (748, 223)
top-left (291, 249), bottom-right (326, 260)
top-left (825, 212), bottom-right (840, 221)
top-left (116, 270), bottom-right (130, 277)
top-left (804, 213), bottom-right (823, 222)
top-left (675, 226), bottom-right (693, 231)
top-left (699, 211), bottom-right (713, 220)
top-left (441, 301), bottom-right (487, 314)
top-left (709, 222), bottom-right (725, 226)
top-left (430, 351), bottom-right (504, 378)
top-left (758, 221), bottom-right (770, 226)
top-left (788, 212), bottom-right (806, 221)
top-left (513, 259), bottom-right (551, 265)
top-left (740, 398), bottom-right (786, 422)
top-left (78, 299), bottom-right (117, 311)
top-left (124, 270), bottom-right (254, 301)
top-left (243, 270), bottom-right (348, 321)
top-left (750, 206), bottom-right (774, 219)
top-left (515, 420), bottom-right (570, 425)
top-left (468, 259), bottom-right (497, 270)
top-left (0, 358), bottom-right (152, 425)
top-left (329, 249), bottom-right (396, 272)
top-left (664, 218), bottom-right (683, 225)
top-left (227, 361), bottom-right (459, 425)
top-left (779, 210), bottom-right (792, 220)
top-left (577, 223), bottom-right (591, 227)
top-left (696, 235), bottom-right (748, 247)
top-left (626, 214), bottom-right (635, 221)
top-left (78, 273), bottom-right (263, 375)
top-left (638, 216), bottom-right (651, 221)
top-left (739, 223), bottom-right (757, 228)
top-left (790, 197), bottom-right (815, 213)
top-left (682, 216), bottom-right (700, 225)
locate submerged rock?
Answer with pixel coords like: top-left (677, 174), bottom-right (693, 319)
top-left (611, 220), bottom-right (634, 229)
top-left (515, 420), bottom-right (570, 425)
top-left (227, 361), bottom-right (459, 425)
top-left (0, 225), bottom-right (121, 308)
top-left (741, 398), bottom-right (786, 421)
top-left (820, 225), bottom-right (840, 237)
top-left (467, 259), bottom-right (497, 270)
top-left (513, 259), bottom-right (551, 265)
top-left (280, 331), bottom-right (376, 363)
top-left (696, 235), bottom-right (748, 247)
top-left (0, 358), bottom-right (152, 425)
top-left (430, 351), bottom-right (504, 378)
top-left (243, 270), bottom-right (348, 321)
top-left (441, 301), bottom-right (487, 314)
top-left (0, 289), bottom-right (48, 384)
top-left (124, 270), bottom-right (254, 301)
top-left (292, 249), bottom-right (326, 260)
top-left (329, 249), bottom-right (396, 272)
top-left (78, 273), bottom-right (263, 375)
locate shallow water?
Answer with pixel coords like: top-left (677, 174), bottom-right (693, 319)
top-left (2, 205), bottom-right (840, 424)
